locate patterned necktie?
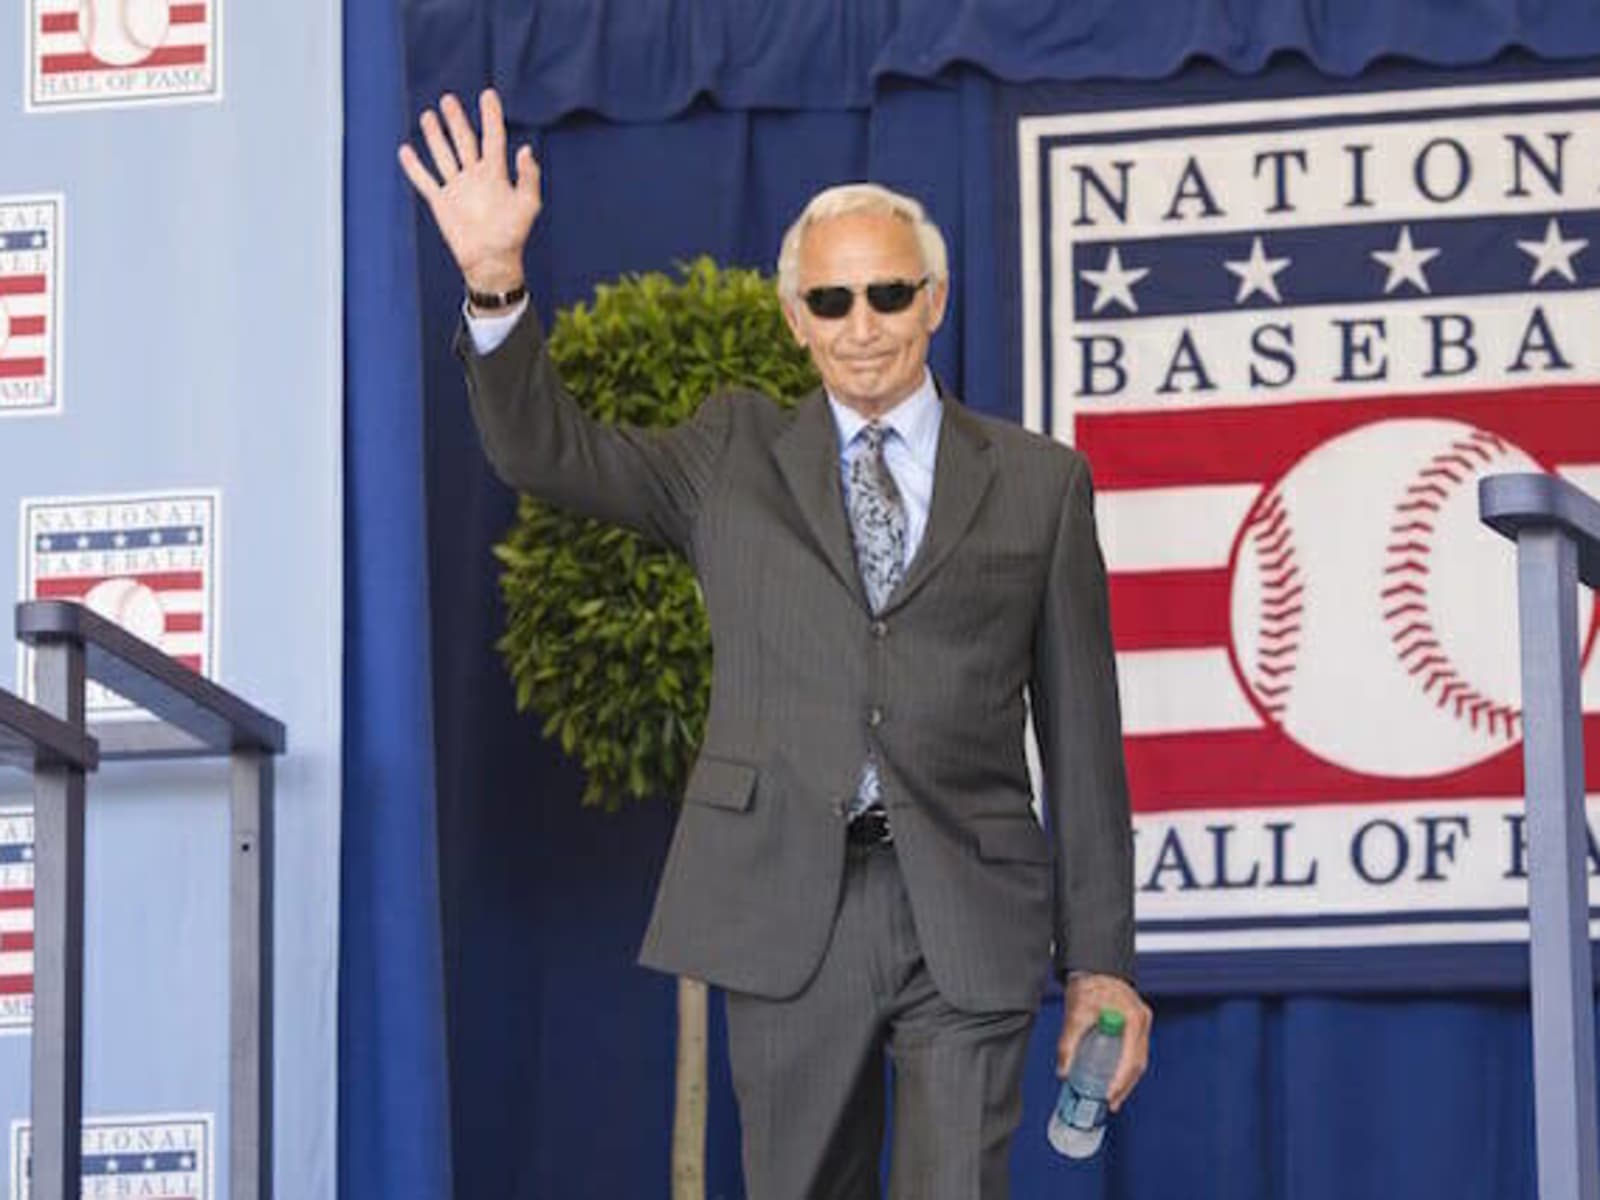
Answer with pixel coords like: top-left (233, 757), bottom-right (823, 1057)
top-left (843, 423), bottom-right (906, 819)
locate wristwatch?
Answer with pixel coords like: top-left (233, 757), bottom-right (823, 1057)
top-left (466, 282), bottom-right (527, 312)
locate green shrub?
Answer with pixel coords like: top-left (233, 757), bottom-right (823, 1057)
top-left (493, 257), bottom-right (820, 808)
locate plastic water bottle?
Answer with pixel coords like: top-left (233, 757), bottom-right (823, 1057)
top-left (1048, 1007), bottom-right (1125, 1159)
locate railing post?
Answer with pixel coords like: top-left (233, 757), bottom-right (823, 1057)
top-left (28, 639), bottom-right (88, 1200)
top-left (14, 600), bottom-right (286, 1200)
top-left (1517, 530), bottom-right (1598, 1200)
top-left (1481, 472), bottom-right (1600, 1200)
top-left (230, 750), bottom-right (274, 1200)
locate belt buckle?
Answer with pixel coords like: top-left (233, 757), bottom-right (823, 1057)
top-left (846, 806), bottom-right (893, 847)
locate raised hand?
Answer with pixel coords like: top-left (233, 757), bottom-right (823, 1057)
top-left (398, 88), bottom-right (541, 295)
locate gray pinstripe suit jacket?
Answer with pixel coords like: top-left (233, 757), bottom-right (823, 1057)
top-left (459, 308), bottom-right (1134, 1014)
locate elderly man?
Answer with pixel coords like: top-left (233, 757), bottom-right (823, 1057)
top-left (400, 88), bottom-right (1151, 1198)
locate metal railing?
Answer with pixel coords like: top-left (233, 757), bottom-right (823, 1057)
top-left (1480, 472), bottom-right (1600, 1200)
top-left (14, 599), bottom-right (285, 1200)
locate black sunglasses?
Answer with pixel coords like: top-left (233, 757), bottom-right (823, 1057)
top-left (801, 276), bottom-right (930, 320)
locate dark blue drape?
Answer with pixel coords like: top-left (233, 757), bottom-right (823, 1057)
top-left (407, 0), bottom-right (1600, 125)
top-left (340, 0), bottom-right (454, 1195)
top-left (352, 1), bottom-right (1600, 1196)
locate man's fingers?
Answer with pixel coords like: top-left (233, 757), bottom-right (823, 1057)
top-left (479, 88), bottom-right (507, 170)
top-left (419, 109), bottom-right (460, 180)
top-left (1107, 1039), bottom-right (1149, 1111)
top-left (1055, 1028), bottom-right (1084, 1077)
top-left (1107, 1001), bottom-right (1153, 1110)
top-left (1055, 1007), bottom-right (1096, 1077)
top-left (513, 145), bottom-right (541, 198)
top-left (396, 144), bottom-right (440, 199)
top-left (440, 92), bottom-right (480, 167)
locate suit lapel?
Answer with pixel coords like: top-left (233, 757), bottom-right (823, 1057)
top-left (772, 390), bottom-right (868, 608)
top-left (771, 386), bottom-right (996, 615)
top-left (880, 394), bottom-right (995, 616)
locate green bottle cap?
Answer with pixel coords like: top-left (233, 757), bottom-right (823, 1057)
top-left (1097, 1008), bottom-right (1126, 1036)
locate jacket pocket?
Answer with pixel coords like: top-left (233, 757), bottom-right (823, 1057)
top-left (683, 755), bottom-right (758, 811)
top-left (973, 818), bottom-right (1052, 864)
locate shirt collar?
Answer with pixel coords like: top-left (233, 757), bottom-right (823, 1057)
top-left (826, 369), bottom-right (942, 470)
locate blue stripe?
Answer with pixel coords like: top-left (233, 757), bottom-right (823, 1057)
top-left (36, 526), bottom-right (203, 552)
top-left (1070, 210), bottom-right (1600, 320)
top-left (1136, 904), bottom-right (1600, 933)
top-left (0, 230), bottom-right (48, 253)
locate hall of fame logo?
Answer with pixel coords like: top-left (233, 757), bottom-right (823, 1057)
top-left (19, 491), bottom-right (220, 718)
top-left (0, 197), bottom-right (62, 419)
top-left (0, 810), bottom-right (35, 1036)
top-left (1018, 75), bottom-right (1600, 964)
top-left (10, 1113), bottom-right (212, 1199)
top-left (26, 0), bottom-right (222, 111)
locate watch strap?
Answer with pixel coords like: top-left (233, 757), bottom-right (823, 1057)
top-left (466, 282), bottom-right (528, 312)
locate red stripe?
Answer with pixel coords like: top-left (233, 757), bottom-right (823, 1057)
top-left (1109, 569), bottom-right (1232, 651)
top-left (0, 276), bottom-right (46, 297)
top-left (0, 976), bottom-right (32, 997)
top-left (39, 12), bottom-right (77, 33)
top-left (42, 44), bottom-right (206, 74)
top-left (0, 359), bottom-right (45, 379)
top-left (1, 933), bottom-right (33, 954)
top-left (35, 571), bottom-right (203, 597)
top-left (8, 316), bottom-right (45, 337)
top-left (170, 3), bottom-right (207, 22)
top-left (0, 891), bottom-right (33, 912)
top-left (175, 654), bottom-right (202, 671)
top-left (165, 612), bottom-right (202, 633)
top-left (1081, 386), bottom-right (1600, 490)
top-left (1126, 716), bottom-right (1600, 813)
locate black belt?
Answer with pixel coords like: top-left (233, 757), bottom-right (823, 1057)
top-left (845, 806), bottom-right (893, 847)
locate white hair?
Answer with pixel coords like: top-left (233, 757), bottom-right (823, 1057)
top-left (776, 183), bottom-right (949, 299)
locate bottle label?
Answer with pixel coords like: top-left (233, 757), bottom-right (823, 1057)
top-left (1065, 1094), bottom-right (1106, 1130)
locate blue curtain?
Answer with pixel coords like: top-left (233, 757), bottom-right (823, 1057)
top-left (342, 1), bottom-right (1600, 1196)
top-left (340, 0), bottom-right (454, 1195)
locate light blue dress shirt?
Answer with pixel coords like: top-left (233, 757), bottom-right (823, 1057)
top-left (826, 372), bottom-right (942, 567)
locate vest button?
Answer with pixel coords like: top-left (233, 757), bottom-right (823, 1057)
top-left (870, 620), bottom-right (888, 639)
top-left (867, 706), bottom-right (885, 728)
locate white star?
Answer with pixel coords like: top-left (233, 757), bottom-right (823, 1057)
top-left (1516, 217), bottom-right (1587, 285)
top-left (1371, 225), bottom-right (1441, 295)
top-left (1080, 247), bottom-right (1150, 314)
top-left (105, 1158), bottom-right (119, 1173)
top-left (37, 537), bottom-right (51, 552)
top-left (21, 847), bottom-right (33, 861)
top-left (75, 535), bottom-right (89, 550)
top-left (31, 233), bottom-right (43, 248)
top-left (180, 1155), bottom-right (194, 1169)
top-left (149, 531), bottom-right (163, 546)
top-left (1224, 235), bottom-right (1291, 304)
top-left (186, 528), bottom-right (200, 543)
top-left (142, 1157), bottom-right (156, 1171)
top-left (113, 533), bottom-right (127, 548)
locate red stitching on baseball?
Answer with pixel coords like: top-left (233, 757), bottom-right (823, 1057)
top-left (1246, 488), bottom-right (1304, 718)
top-left (1383, 602), bottom-right (1427, 620)
top-left (1383, 429), bottom-right (1522, 741)
top-left (1381, 581), bottom-right (1425, 600)
top-left (1383, 558), bottom-right (1430, 576)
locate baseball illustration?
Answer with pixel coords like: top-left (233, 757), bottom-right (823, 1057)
top-left (1228, 418), bottom-right (1593, 778)
top-left (77, 0), bottom-right (169, 67)
top-left (83, 576), bottom-right (166, 648)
